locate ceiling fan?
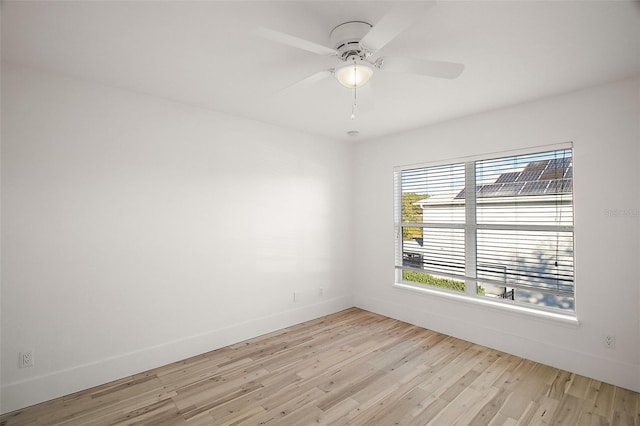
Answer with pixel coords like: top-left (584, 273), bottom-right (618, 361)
top-left (254, 5), bottom-right (464, 94)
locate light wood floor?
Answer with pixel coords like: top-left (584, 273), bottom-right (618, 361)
top-left (1, 308), bottom-right (639, 425)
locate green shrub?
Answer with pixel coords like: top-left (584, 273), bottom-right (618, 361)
top-left (402, 271), bottom-right (485, 295)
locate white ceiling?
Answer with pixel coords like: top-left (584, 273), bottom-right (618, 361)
top-left (2, 1), bottom-right (639, 142)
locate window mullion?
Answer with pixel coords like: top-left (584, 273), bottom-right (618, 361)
top-left (393, 171), bottom-right (402, 283)
top-left (464, 161), bottom-right (477, 296)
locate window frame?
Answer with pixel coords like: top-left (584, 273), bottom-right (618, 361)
top-left (393, 143), bottom-right (577, 321)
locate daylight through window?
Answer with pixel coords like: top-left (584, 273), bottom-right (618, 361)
top-left (394, 146), bottom-right (574, 312)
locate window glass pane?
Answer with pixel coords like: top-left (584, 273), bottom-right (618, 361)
top-left (402, 227), bottom-right (465, 278)
top-left (400, 163), bottom-right (465, 224)
top-left (476, 150), bottom-right (573, 226)
top-left (475, 148), bottom-right (574, 311)
top-left (477, 229), bottom-right (574, 310)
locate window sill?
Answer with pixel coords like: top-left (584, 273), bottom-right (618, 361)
top-left (393, 282), bottom-right (580, 328)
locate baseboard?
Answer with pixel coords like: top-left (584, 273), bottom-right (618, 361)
top-left (0, 295), bottom-right (353, 414)
top-left (355, 294), bottom-right (640, 393)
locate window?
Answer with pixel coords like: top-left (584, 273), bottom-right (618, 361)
top-left (394, 146), bottom-right (574, 312)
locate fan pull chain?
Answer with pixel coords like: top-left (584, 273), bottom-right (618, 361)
top-left (351, 60), bottom-right (357, 120)
top-left (351, 95), bottom-right (356, 119)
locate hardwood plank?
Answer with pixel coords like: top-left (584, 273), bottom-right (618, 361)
top-left (500, 363), bottom-right (558, 420)
top-left (611, 386), bottom-right (638, 425)
top-left (427, 386), bottom-right (496, 425)
top-left (315, 397), bottom-right (360, 425)
top-left (241, 387), bottom-right (325, 425)
top-left (549, 394), bottom-right (583, 425)
top-left (406, 397), bottom-right (450, 426)
top-left (527, 395), bottom-right (561, 425)
top-left (576, 409), bottom-right (609, 426)
top-left (547, 370), bottom-right (573, 400)
top-left (205, 386), bottom-right (270, 424)
top-left (516, 400), bottom-right (540, 425)
top-left (592, 382), bottom-right (617, 418)
top-left (566, 373), bottom-right (591, 399)
top-left (370, 387), bottom-right (432, 425)
top-left (215, 405), bottom-right (266, 426)
top-left (468, 387), bottom-right (510, 425)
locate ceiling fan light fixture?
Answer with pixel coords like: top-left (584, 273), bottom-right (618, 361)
top-left (334, 58), bottom-right (373, 89)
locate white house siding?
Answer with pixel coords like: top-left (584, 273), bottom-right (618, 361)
top-left (401, 197), bottom-right (574, 309)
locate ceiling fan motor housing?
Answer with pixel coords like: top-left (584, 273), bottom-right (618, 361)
top-left (330, 21), bottom-right (372, 61)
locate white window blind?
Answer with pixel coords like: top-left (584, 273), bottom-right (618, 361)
top-left (475, 149), bottom-right (574, 308)
top-left (396, 163), bottom-right (467, 292)
top-left (394, 146), bottom-right (575, 312)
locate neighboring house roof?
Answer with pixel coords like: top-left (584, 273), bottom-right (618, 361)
top-left (417, 158), bottom-right (572, 207)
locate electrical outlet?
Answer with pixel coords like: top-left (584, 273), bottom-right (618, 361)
top-left (603, 334), bottom-right (616, 349)
top-left (19, 350), bottom-right (34, 368)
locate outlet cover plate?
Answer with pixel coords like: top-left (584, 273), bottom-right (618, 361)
top-left (19, 350), bottom-right (34, 368)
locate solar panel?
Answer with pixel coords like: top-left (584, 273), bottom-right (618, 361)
top-left (498, 182), bottom-right (525, 196)
top-left (467, 155), bottom-right (573, 200)
top-left (547, 158), bottom-right (571, 170)
top-left (523, 160), bottom-right (550, 172)
top-left (521, 181), bottom-right (549, 194)
top-left (545, 178), bottom-right (572, 194)
top-left (495, 172), bottom-right (520, 183)
top-left (516, 170), bottom-right (543, 182)
top-left (539, 168), bottom-right (566, 180)
top-left (477, 184), bottom-right (502, 198)
top-left (564, 167), bottom-right (573, 179)
top-left (456, 185), bottom-right (489, 199)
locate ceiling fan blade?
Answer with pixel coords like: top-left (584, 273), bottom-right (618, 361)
top-left (378, 57), bottom-right (464, 79)
top-left (280, 70), bottom-right (333, 92)
top-left (254, 27), bottom-right (338, 56)
top-left (360, 3), bottom-right (434, 54)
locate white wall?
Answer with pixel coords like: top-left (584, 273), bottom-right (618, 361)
top-left (0, 64), bottom-right (353, 413)
top-left (2, 63), bottom-right (638, 415)
top-left (352, 76), bottom-right (640, 392)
